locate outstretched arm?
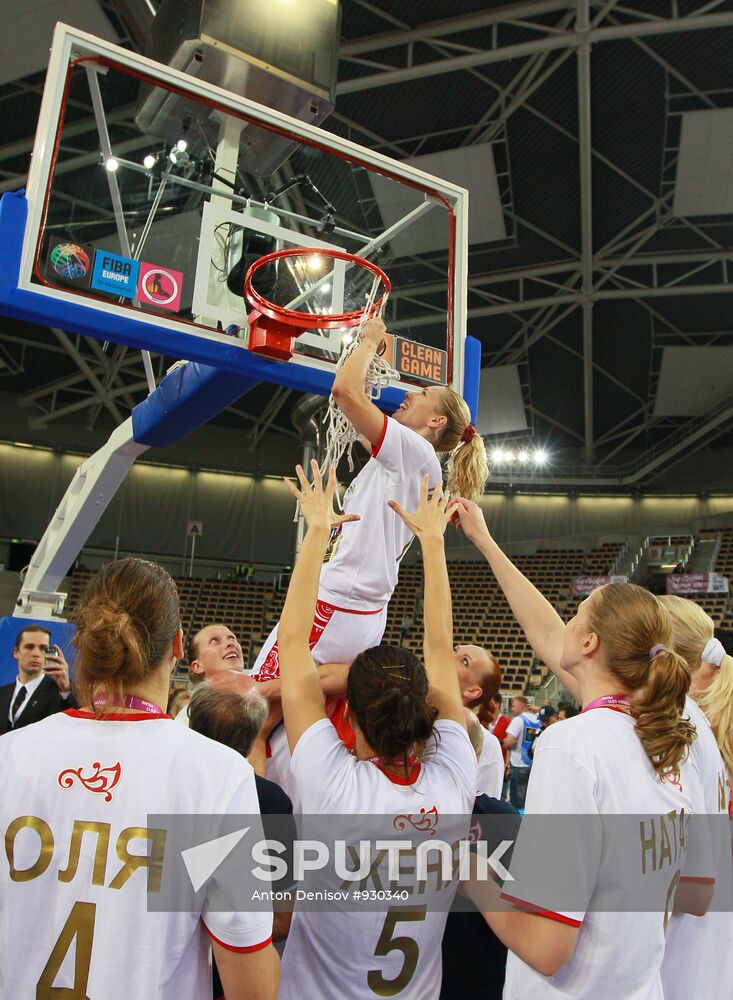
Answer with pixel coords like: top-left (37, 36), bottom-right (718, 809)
top-left (450, 498), bottom-right (579, 701)
top-left (330, 317), bottom-right (391, 445)
top-left (389, 478), bottom-right (464, 726)
top-left (277, 462), bottom-right (360, 752)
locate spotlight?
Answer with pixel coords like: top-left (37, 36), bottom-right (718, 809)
top-left (533, 449), bottom-right (548, 465)
top-left (518, 450), bottom-right (529, 463)
top-left (491, 448), bottom-right (503, 464)
top-left (322, 282), bottom-right (331, 293)
top-left (307, 254), bottom-right (323, 272)
top-left (175, 139), bottom-right (188, 152)
top-left (104, 157), bottom-right (119, 172)
top-left (504, 450), bottom-right (515, 463)
top-left (143, 153), bottom-right (156, 170)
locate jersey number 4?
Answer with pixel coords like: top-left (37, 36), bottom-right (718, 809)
top-left (37, 901), bottom-right (95, 998)
top-left (368, 906), bottom-right (427, 997)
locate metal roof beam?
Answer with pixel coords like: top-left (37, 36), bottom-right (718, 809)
top-left (339, 2), bottom-right (570, 57)
top-left (337, 10), bottom-right (733, 93)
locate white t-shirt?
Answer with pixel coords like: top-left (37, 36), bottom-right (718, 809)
top-left (506, 711), bottom-right (538, 768)
top-left (661, 698), bottom-right (733, 1000)
top-left (319, 414), bottom-right (442, 609)
top-left (503, 708), bottom-right (708, 1000)
top-left (476, 727), bottom-right (504, 798)
top-left (0, 709), bottom-right (272, 999)
top-left (279, 718), bottom-right (477, 1000)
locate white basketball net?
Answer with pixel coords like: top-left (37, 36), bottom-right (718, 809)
top-left (321, 273), bottom-right (398, 482)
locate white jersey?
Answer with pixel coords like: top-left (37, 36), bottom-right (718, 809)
top-left (476, 727), bottom-right (504, 799)
top-left (0, 709), bottom-right (272, 999)
top-left (319, 414), bottom-right (442, 610)
top-left (661, 698), bottom-right (733, 1000)
top-left (280, 718), bottom-right (477, 1000)
top-left (503, 708), bottom-right (708, 1000)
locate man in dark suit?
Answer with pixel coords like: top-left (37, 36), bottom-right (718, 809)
top-left (0, 624), bottom-right (75, 735)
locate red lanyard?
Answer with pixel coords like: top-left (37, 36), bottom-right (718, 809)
top-left (582, 694), bottom-right (631, 714)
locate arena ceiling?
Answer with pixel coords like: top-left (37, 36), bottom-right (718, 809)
top-left (1, 0), bottom-right (733, 491)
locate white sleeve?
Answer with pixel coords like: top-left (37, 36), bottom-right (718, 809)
top-left (426, 720), bottom-right (478, 809)
top-left (202, 761), bottom-right (273, 951)
top-left (290, 717), bottom-right (355, 813)
top-left (500, 745), bottom-right (601, 927)
top-left (371, 415), bottom-right (440, 483)
top-left (476, 731), bottom-right (504, 799)
top-left (506, 715), bottom-right (523, 741)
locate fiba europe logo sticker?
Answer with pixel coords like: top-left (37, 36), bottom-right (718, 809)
top-left (50, 243), bottom-right (90, 280)
top-left (137, 263), bottom-right (183, 313)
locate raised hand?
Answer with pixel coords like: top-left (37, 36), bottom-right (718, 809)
top-left (283, 460), bottom-right (360, 532)
top-left (359, 316), bottom-right (388, 355)
top-left (387, 474), bottom-right (451, 539)
top-left (448, 497), bottom-right (492, 547)
top-left (43, 646), bottom-right (71, 693)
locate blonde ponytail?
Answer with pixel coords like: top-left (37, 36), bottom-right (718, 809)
top-left (659, 594), bottom-right (733, 776)
top-left (434, 387), bottom-right (489, 499)
top-left (589, 583), bottom-right (695, 777)
top-left (698, 653), bottom-right (733, 777)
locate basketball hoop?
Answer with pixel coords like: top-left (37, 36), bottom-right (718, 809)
top-left (244, 247), bottom-right (391, 360)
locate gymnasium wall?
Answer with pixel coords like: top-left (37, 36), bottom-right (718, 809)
top-left (3, 442), bottom-right (733, 569)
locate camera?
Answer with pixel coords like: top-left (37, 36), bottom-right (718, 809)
top-left (44, 645), bottom-right (57, 667)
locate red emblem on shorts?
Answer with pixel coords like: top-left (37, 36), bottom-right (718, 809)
top-left (58, 761), bottom-right (122, 802)
top-left (393, 805), bottom-right (439, 836)
top-left (256, 600), bottom-right (337, 681)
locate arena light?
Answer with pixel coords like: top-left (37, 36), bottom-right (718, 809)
top-left (533, 449), bottom-right (548, 465)
top-left (518, 450), bottom-right (529, 463)
top-left (175, 139), bottom-right (188, 153)
top-left (143, 153), bottom-right (156, 170)
top-left (104, 157), bottom-right (119, 172)
top-left (307, 254), bottom-right (324, 272)
top-left (503, 450), bottom-right (515, 463)
top-left (491, 448), bottom-right (503, 464)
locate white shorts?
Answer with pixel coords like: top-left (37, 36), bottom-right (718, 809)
top-left (253, 596), bottom-right (388, 805)
top-left (251, 596), bottom-right (388, 680)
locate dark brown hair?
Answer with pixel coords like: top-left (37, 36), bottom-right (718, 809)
top-left (588, 583), bottom-right (695, 777)
top-left (71, 558), bottom-right (180, 712)
top-left (346, 645), bottom-right (438, 771)
top-left (14, 624), bottom-right (51, 650)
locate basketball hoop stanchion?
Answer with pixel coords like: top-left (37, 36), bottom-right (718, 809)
top-left (243, 247), bottom-right (391, 361)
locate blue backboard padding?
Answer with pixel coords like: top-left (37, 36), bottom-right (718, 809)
top-left (463, 335), bottom-right (481, 424)
top-left (0, 191), bottom-right (407, 412)
top-left (0, 616), bottom-right (77, 686)
top-left (131, 362), bottom-right (259, 447)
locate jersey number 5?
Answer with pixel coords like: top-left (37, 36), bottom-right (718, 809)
top-left (37, 901), bottom-right (96, 999)
top-left (368, 906), bottom-right (427, 997)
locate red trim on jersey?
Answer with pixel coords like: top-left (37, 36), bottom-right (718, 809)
top-left (329, 698), bottom-right (356, 752)
top-left (64, 709), bottom-right (171, 721)
top-left (370, 759), bottom-right (422, 785)
top-left (371, 413), bottom-right (389, 457)
top-left (500, 892), bottom-right (583, 928)
top-left (679, 876), bottom-right (716, 884)
top-left (202, 920), bottom-right (272, 953)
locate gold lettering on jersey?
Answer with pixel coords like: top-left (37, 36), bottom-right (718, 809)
top-left (5, 815), bottom-right (54, 882)
top-left (108, 826), bottom-right (166, 892)
top-left (639, 810), bottom-right (687, 875)
top-left (37, 900), bottom-right (95, 999)
top-left (58, 821), bottom-right (111, 886)
top-left (718, 774), bottom-right (727, 812)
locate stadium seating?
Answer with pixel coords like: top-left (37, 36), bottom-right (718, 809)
top-left (64, 528), bottom-right (733, 693)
